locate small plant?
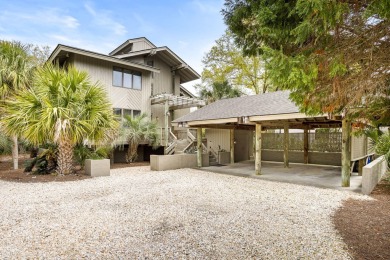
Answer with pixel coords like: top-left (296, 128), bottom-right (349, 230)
top-left (24, 144), bottom-right (58, 174)
top-left (73, 144), bottom-right (112, 168)
top-left (375, 132), bottom-right (390, 168)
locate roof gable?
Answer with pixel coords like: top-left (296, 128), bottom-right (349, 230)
top-left (48, 44), bottom-right (160, 73)
top-left (112, 46), bottom-right (200, 83)
top-left (109, 37), bottom-right (156, 56)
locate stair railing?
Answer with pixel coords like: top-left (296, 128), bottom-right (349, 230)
top-left (209, 146), bottom-right (218, 161)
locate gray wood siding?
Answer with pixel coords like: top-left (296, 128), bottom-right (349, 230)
top-left (351, 135), bottom-right (368, 160)
top-left (174, 76), bottom-right (181, 95)
top-left (234, 130), bottom-right (253, 162)
top-left (151, 105), bottom-right (168, 128)
top-left (173, 108), bottom-right (191, 120)
top-left (72, 54), bottom-right (151, 113)
top-left (153, 57), bottom-right (173, 95)
top-left (123, 56), bottom-right (145, 64)
top-left (206, 129), bottom-right (230, 153)
top-left (132, 40), bottom-right (154, 52)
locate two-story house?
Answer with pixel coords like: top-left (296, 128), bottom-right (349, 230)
top-left (48, 37), bottom-right (204, 162)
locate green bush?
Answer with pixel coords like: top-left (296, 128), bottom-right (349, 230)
top-left (24, 144), bottom-right (58, 174)
top-left (376, 133), bottom-right (390, 167)
top-left (73, 144), bottom-right (112, 168)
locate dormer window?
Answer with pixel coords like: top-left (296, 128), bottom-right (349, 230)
top-left (113, 66), bottom-right (142, 90)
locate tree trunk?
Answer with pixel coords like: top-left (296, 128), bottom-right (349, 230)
top-left (126, 141), bottom-right (139, 163)
top-left (57, 137), bottom-right (74, 175)
top-left (12, 135), bottom-right (18, 170)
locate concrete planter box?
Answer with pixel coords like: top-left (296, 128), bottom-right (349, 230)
top-left (151, 154), bottom-right (209, 171)
top-left (362, 156), bottom-right (388, 195)
top-left (218, 152), bottom-right (231, 164)
top-left (85, 159), bottom-right (110, 177)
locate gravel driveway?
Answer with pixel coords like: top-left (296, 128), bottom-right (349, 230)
top-left (0, 167), bottom-right (367, 259)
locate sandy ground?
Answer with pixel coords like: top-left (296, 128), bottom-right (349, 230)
top-left (0, 166), bottom-right (368, 259)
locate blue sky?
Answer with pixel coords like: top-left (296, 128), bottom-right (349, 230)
top-left (0, 0), bottom-right (227, 93)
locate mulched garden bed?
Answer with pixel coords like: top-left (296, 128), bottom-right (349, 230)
top-left (333, 175), bottom-right (390, 260)
top-left (0, 155), bottom-right (150, 183)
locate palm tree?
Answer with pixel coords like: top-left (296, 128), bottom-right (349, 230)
top-left (120, 113), bottom-right (159, 163)
top-left (1, 64), bottom-right (118, 174)
top-left (0, 40), bottom-right (33, 169)
top-left (198, 81), bottom-right (241, 104)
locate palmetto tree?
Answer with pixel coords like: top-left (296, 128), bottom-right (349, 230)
top-left (0, 40), bottom-right (33, 169)
top-left (1, 64), bottom-right (118, 174)
top-left (120, 113), bottom-right (159, 163)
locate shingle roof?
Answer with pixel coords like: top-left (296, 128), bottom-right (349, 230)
top-left (173, 91), bottom-right (299, 123)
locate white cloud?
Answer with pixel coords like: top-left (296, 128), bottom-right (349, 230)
top-left (84, 2), bottom-right (127, 36)
top-left (49, 34), bottom-right (80, 45)
top-left (0, 9), bottom-right (79, 29)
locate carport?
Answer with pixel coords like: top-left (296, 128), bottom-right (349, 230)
top-left (173, 91), bottom-right (365, 187)
top-left (201, 161), bottom-right (362, 192)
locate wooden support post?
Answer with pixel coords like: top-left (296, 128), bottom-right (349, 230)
top-left (283, 123), bottom-right (289, 168)
top-left (164, 99), bottom-right (169, 153)
top-left (197, 128), bottom-right (202, 168)
top-left (341, 118), bottom-right (351, 187)
top-left (230, 129), bottom-right (235, 164)
top-left (358, 158), bottom-right (365, 176)
top-left (255, 123), bottom-right (262, 175)
top-left (303, 126), bottom-right (309, 164)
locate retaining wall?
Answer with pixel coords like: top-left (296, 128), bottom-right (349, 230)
top-left (362, 156), bottom-right (388, 195)
top-left (150, 154), bottom-right (209, 171)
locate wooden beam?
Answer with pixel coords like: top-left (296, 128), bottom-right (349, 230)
top-left (230, 129), bottom-right (235, 164)
top-left (284, 123), bottom-right (289, 168)
top-left (249, 113), bottom-right (327, 122)
top-left (197, 128), bottom-right (202, 167)
top-left (358, 158), bottom-right (365, 176)
top-left (188, 118), bottom-right (238, 126)
top-left (255, 123), bottom-right (262, 175)
top-left (186, 124), bottom-right (255, 130)
top-left (341, 118), bottom-right (352, 187)
top-left (304, 126), bottom-right (309, 164)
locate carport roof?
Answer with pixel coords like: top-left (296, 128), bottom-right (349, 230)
top-left (173, 91), bottom-right (342, 129)
top-left (173, 91), bottom-right (299, 123)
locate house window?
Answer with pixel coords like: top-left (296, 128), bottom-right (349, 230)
top-left (113, 108), bottom-right (142, 120)
top-left (133, 110), bottom-right (141, 118)
top-left (123, 109), bottom-right (132, 118)
top-left (123, 69), bottom-right (132, 88)
top-left (112, 67), bottom-right (142, 90)
top-left (113, 68), bottom-right (123, 87)
top-left (133, 71), bottom-right (142, 90)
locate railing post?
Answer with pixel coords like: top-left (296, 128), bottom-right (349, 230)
top-left (283, 123), bottom-right (289, 168)
top-left (197, 128), bottom-right (202, 167)
top-left (304, 126), bottom-right (309, 164)
top-left (230, 129), bottom-right (235, 164)
top-left (255, 123), bottom-right (262, 175)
